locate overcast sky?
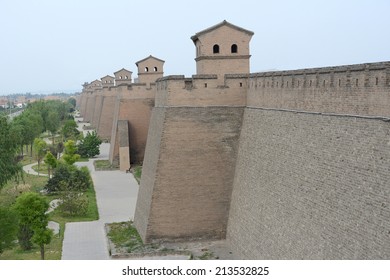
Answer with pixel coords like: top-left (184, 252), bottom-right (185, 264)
top-left (0, 0), bottom-right (389, 95)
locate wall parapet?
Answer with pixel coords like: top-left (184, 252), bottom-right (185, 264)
top-left (155, 75), bottom-right (247, 107)
top-left (251, 61), bottom-right (390, 78)
top-left (248, 61), bottom-right (390, 117)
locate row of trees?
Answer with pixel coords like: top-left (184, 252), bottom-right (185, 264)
top-left (12, 99), bottom-right (77, 157)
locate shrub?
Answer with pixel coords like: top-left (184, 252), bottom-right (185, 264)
top-left (77, 131), bottom-right (102, 158)
top-left (58, 191), bottom-right (88, 217)
top-left (45, 163), bottom-right (91, 193)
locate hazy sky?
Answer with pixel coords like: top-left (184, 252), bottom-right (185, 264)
top-left (0, 0), bottom-right (389, 95)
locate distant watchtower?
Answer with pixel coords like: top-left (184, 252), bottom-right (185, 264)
top-left (136, 55), bottom-right (165, 86)
top-left (101, 75), bottom-right (115, 88)
top-left (191, 20), bottom-right (254, 80)
top-left (114, 68), bottom-right (132, 86)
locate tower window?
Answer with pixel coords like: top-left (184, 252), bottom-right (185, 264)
top-left (213, 44), bottom-right (220, 54)
top-left (145, 67), bottom-right (149, 72)
top-left (154, 67), bottom-right (158, 72)
top-left (376, 77), bottom-right (379, 85)
top-left (231, 44), bottom-right (238, 53)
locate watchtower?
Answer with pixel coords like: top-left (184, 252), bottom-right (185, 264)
top-left (191, 20), bottom-right (254, 81)
top-left (136, 55), bottom-right (165, 86)
top-left (114, 68), bottom-right (132, 86)
top-left (101, 75), bottom-right (115, 88)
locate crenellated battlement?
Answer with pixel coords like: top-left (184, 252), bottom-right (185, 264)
top-left (155, 74), bottom-right (248, 107)
top-left (250, 61), bottom-right (390, 88)
top-left (247, 61), bottom-right (390, 117)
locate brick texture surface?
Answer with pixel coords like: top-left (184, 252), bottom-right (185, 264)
top-left (227, 108), bottom-right (390, 259)
top-left (134, 107), bottom-right (244, 243)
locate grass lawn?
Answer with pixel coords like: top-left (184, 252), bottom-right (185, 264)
top-left (132, 165), bottom-right (142, 184)
top-left (94, 159), bottom-right (118, 171)
top-left (31, 163), bottom-right (50, 175)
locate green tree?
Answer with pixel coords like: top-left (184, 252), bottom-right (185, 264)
top-left (0, 206), bottom-right (18, 253)
top-left (0, 116), bottom-right (22, 188)
top-left (46, 111), bottom-right (60, 144)
top-left (13, 192), bottom-right (51, 255)
top-left (31, 227), bottom-right (53, 260)
top-left (77, 131), bottom-right (102, 158)
top-left (61, 119), bottom-right (80, 141)
top-left (13, 111), bottom-right (43, 156)
top-left (58, 188), bottom-right (89, 217)
top-left (44, 151), bottom-right (57, 178)
top-left (62, 140), bottom-right (80, 165)
top-left (68, 97), bottom-right (76, 109)
top-left (45, 163), bottom-right (91, 193)
top-left (33, 138), bottom-right (47, 175)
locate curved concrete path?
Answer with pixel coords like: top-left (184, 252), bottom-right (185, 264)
top-left (23, 162), bottom-right (48, 177)
top-left (61, 142), bottom-right (139, 259)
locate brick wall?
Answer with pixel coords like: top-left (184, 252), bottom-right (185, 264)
top-left (155, 75), bottom-right (247, 107)
top-left (97, 94), bottom-right (117, 140)
top-left (134, 107), bottom-right (166, 241)
top-left (134, 106), bottom-right (244, 243)
top-left (227, 108), bottom-right (390, 259)
top-left (108, 84), bottom-right (156, 166)
top-left (248, 62), bottom-right (390, 117)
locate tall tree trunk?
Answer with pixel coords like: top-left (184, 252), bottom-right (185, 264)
top-left (40, 245), bottom-right (45, 260)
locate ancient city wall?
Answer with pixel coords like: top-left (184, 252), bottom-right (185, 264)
top-left (91, 93), bottom-right (104, 128)
top-left (247, 62), bottom-right (390, 116)
top-left (134, 105), bottom-right (244, 243)
top-left (227, 108), bottom-right (390, 259)
top-left (155, 75), bottom-right (248, 107)
top-left (84, 93), bottom-right (97, 123)
top-left (226, 62), bottom-right (390, 259)
top-left (109, 84), bottom-right (155, 166)
top-left (96, 89), bottom-right (117, 141)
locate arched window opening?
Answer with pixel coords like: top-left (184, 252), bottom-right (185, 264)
top-left (154, 67), bottom-right (158, 72)
top-left (231, 44), bottom-right (238, 53)
top-left (145, 67), bottom-right (149, 72)
top-left (125, 75), bottom-right (128, 79)
top-left (213, 44), bottom-right (219, 54)
top-left (119, 76), bottom-right (122, 79)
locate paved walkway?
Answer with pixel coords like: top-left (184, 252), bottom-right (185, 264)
top-left (61, 128), bottom-right (139, 259)
top-left (23, 162), bottom-right (48, 177)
